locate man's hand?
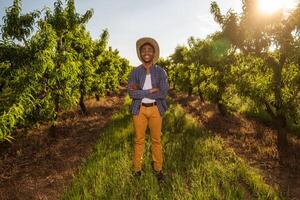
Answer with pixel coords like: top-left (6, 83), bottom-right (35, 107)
top-left (129, 83), bottom-right (140, 90)
top-left (150, 88), bottom-right (160, 93)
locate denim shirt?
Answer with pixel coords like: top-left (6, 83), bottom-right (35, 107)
top-left (127, 64), bottom-right (169, 116)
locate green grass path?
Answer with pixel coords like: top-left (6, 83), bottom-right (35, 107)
top-left (61, 96), bottom-right (279, 200)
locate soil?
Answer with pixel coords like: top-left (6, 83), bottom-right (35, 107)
top-left (0, 91), bottom-right (125, 200)
top-left (172, 91), bottom-right (300, 200)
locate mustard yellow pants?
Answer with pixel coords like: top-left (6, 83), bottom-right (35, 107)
top-left (132, 104), bottom-right (163, 172)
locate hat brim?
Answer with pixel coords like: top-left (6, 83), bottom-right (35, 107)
top-left (136, 37), bottom-right (160, 64)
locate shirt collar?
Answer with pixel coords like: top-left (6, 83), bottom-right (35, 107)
top-left (141, 64), bottom-right (155, 71)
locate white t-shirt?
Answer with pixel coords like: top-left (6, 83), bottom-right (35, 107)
top-left (142, 74), bottom-right (156, 103)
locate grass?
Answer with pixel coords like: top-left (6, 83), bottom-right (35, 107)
top-left (60, 96), bottom-right (280, 200)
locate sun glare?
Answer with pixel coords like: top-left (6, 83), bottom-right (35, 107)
top-left (258, 0), bottom-right (297, 14)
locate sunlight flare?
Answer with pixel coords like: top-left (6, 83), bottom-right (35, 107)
top-left (258, 0), bottom-right (297, 14)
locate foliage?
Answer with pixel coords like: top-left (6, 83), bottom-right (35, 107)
top-left (0, 0), bottom-right (131, 142)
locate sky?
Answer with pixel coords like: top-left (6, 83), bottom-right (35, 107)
top-left (0, 0), bottom-right (242, 66)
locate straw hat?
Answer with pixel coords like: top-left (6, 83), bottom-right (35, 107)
top-left (136, 37), bottom-right (160, 64)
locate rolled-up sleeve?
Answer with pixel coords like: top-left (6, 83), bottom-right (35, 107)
top-left (146, 69), bottom-right (168, 100)
top-left (127, 70), bottom-right (150, 99)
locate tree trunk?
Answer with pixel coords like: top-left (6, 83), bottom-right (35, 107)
top-left (264, 101), bottom-right (276, 119)
top-left (79, 92), bottom-right (87, 115)
top-left (95, 94), bottom-right (100, 101)
top-left (49, 36), bottom-right (64, 138)
top-left (173, 76), bottom-right (177, 90)
top-left (275, 114), bottom-right (288, 164)
top-left (268, 54), bottom-right (289, 162)
top-left (188, 86), bottom-right (193, 97)
top-left (197, 85), bottom-right (205, 103)
top-left (54, 94), bottom-right (60, 114)
top-left (217, 102), bottom-right (227, 116)
top-left (48, 94), bottom-right (59, 138)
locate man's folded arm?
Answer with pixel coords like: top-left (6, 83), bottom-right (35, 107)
top-left (127, 71), bottom-right (150, 99)
top-left (146, 69), bottom-right (168, 100)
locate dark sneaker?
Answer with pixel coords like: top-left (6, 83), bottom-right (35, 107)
top-left (155, 170), bottom-right (165, 182)
top-left (133, 171), bottom-right (141, 177)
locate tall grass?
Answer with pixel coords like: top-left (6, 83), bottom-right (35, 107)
top-left (61, 96), bottom-right (279, 200)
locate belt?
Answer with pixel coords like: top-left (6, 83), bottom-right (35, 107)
top-left (141, 102), bottom-right (157, 107)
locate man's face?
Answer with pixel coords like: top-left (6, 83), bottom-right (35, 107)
top-left (140, 43), bottom-right (155, 64)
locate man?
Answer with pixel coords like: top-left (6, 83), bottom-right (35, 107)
top-left (127, 37), bottom-right (169, 181)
